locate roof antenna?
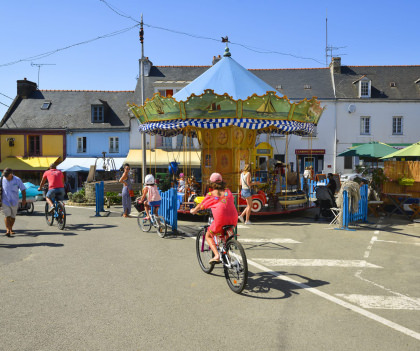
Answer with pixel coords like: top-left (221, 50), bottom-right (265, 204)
top-left (325, 10), bottom-right (347, 66)
top-left (31, 62), bottom-right (56, 88)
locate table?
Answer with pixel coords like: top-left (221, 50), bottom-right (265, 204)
top-left (383, 193), bottom-right (412, 221)
top-left (368, 201), bottom-right (384, 217)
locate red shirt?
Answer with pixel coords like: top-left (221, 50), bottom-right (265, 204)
top-left (43, 169), bottom-right (64, 189)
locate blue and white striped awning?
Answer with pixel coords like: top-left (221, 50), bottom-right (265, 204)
top-left (138, 118), bottom-right (315, 136)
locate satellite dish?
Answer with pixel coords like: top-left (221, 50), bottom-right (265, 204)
top-left (348, 104), bottom-right (356, 113)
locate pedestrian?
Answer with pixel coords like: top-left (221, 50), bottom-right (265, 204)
top-left (119, 163), bottom-right (133, 218)
top-left (1, 168), bottom-right (26, 237)
top-left (238, 164), bottom-right (259, 225)
top-left (38, 164), bottom-right (65, 213)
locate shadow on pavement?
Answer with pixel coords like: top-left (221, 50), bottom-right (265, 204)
top-left (242, 271), bottom-right (329, 300)
top-left (64, 223), bottom-right (117, 231)
top-left (0, 242), bottom-right (64, 249)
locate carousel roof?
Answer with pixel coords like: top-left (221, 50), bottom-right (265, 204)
top-left (173, 48), bottom-right (280, 101)
top-left (128, 48), bottom-right (325, 137)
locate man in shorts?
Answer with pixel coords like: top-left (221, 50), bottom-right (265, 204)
top-left (1, 168), bottom-right (26, 237)
top-left (38, 164), bottom-right (65, 213)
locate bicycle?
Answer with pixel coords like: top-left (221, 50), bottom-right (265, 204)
top-left (196, 211), bottom-right (248, 294)
top-left (137, 204), bottom-right (167, 238)
top-left (45, 197), bottom-right (66, 230)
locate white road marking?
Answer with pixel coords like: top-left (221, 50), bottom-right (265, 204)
top-left (240, 238), bottom-right (301, 244)
top-left (247, 258), bottom-right (420, 341)
top-left (375, 239), bottom-right (420, 246)
top-left (253, 259), bottom-right (382, 268)
top-left (335, 294), bottom-right (420, 310)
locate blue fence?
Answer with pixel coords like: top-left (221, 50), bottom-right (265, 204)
top-left (95, 181), bottom-right (105, 217)
top-left (158, 187), bottom-right (178, 231)
top-left (337, 184), bottom-right (368, 230)
top-left (301, 177), bottom-right (328, 199)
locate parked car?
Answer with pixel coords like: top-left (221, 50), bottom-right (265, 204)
top-left (340, 173), bottom-right (363, 182)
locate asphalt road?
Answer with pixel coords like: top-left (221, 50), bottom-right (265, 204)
top-left (0, 202), bottom-right (419, 351)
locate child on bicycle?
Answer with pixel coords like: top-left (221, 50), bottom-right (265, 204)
top-left (190, 173), bottom-right (238, 264)
top-left (139, 174), bottom-right (161, 220)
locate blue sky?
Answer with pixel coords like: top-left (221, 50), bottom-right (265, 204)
top-left (1, 0), bottom-right (419, 117)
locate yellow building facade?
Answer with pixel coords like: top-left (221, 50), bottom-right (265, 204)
top-left (0, 130), bottom-right (66, 183)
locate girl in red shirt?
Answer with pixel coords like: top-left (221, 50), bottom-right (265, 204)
top-left (190, 173), bottom-right (238, 264)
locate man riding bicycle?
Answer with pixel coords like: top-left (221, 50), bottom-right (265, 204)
top-left (38, 164), bottom-right (65, 213)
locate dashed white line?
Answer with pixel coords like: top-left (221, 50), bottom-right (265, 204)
top-left (335, 294), bottom-right (420, 310)
top-left (252, 259), bottom-right (382, 268)
top-left (239, 238), bottom-right (301, 244)
top-left (247, 258), bottom-right (420, 341)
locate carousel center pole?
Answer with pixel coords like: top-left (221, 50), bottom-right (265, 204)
top-left (140, 14), bottom-right (147, 184)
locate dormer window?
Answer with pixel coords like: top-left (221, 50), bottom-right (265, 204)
top-left (359, 78), bottom-right (371, 98)
top-left (91, 105), bottom-right (104, 123)
top-left (304, 84), bottom-right (311, 90)
top-left (41, 101), bottom-right (51, 110)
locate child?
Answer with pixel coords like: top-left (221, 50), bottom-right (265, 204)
top-left (139, 174), bottom-right (161, 220)
top-left (178, 173), bottom-right (185, 192)
top-left (190, 173), bottom-right (238, 264)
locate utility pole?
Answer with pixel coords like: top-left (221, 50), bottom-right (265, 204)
top-left (140, 14), bottom-right (147, 184)
top-left (31, 62), bottom-right (56, 88)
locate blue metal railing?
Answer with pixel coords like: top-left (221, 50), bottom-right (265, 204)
top-left (301, 177), bottom-right (328, 199)
top-left (95, 181), bottom-right (105, 216)
top-left (337, 184), bottom-right (368, 230)
top-left (158, 187), bottom-right (178, 231)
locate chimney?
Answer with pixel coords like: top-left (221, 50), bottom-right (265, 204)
top-left (212, 55), bottom-right (222, 65)
top-left (330, 57), bottom-right (341, 74)
top-left (17, 78), bottom-right (37, 98)
top-left (139, 57), bottom-right (153, 77)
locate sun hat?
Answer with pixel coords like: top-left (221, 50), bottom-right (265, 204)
top-left (145, 174), bottom-right (155, 185)
top-left (179, 173), bottom-right (184, 178)
top-left (209, 172), bottom-right (223, 183)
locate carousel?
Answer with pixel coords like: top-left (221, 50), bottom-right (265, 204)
top-left (128, 47), bottom-right (325, 215)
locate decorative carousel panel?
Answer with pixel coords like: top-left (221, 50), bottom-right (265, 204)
top-left (184, 90), bottom-right (237, 119)
top-left (241, 93), bottom-right (291, 120)
top-left (216, 149), bottom-right (233, 174)
top-left (143, 95), bottom-right (181, 121)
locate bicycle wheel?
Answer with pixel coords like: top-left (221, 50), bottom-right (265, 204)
top-left (138, 212), bottom-right (152, 232)
top-left (27, 202), bottom-right (34, 214)
top-left (155, 216), bottom-right (167, 238)
top-left (223, 239), bottom-right (248, 294)
top-left (45, 203), bottom-right (54, 226)
top-left (196, 228), bottom-right (214, 274)
top-left (56, 202), bottom-right (66, 230)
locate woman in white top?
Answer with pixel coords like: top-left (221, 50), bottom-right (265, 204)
top-left (238, 164), bottom-right (258, 224)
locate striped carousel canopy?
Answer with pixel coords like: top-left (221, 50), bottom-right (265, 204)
top-left (128, 48), bottom-right (324, 136)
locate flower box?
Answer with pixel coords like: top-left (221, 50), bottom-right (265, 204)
top-left (398, 178), bottom-right (415, 186)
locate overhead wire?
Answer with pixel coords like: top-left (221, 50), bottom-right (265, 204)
top-left (0, 92), bottom-right (13, 100)
top-left (0, 101), bottom-right (10, 108)
top-left (99, 0), bottom-right (324, 65)
top-left (0, 24), bottom-right (139, 67)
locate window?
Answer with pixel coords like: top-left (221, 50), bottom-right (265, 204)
top-left (157, 89), bottom-right (174, 97)
top-left (28, 135), bottom-right (41, 156)
top-left (41, 101), bottom-right (51, 110)
top-left (77, 137), bottom-right (87, 153)
top-left (302, 126), bottom-right (317, 138)
top-left (163, 137), bottom-right (173, 148)
top-left (360, 117), bottom-right (371, 135)
top-left (359, 79), bottom-right (371, 98)
top-left (344, 156), bottom-right (353, 169)
top-left (176, 135), bottom-right (194, 148)
top-left (91, 105), bottom-right (104, 123)
top-left (109, 137), bottom-right (119, 153)
top-left (392, 117), bottom-right (403, 135)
